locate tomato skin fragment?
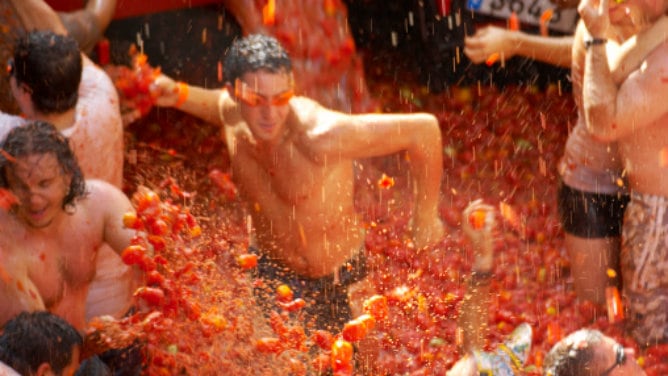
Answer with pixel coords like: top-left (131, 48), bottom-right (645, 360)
top-left (468, 209), bottom-right (487, 229)
top-left (121, 245), bottom-right (147, 266)
top-left (255, 337), bottom-right (283, 354)
top-left (311, 329), bottom-right (334, 350)
top-left (237, 253), bottom-right (258, 269)
top-left (331, 338), bottom-right (354, 371)
top-left (135, 287), bottom-right (166, 306)
top-left (278, 298), bottom-right (306, 312)
top-left (363, 295), bottom-right (389, 321)
top-left (276, 284), bottom-right (294, 302)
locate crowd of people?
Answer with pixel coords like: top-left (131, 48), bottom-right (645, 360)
top-left (0, 0), bottom-right (667, 374)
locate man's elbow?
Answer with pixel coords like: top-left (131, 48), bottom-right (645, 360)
top-left (584, 111), bottom-right (619, 143)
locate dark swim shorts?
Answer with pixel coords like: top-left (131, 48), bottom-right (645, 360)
top-left (557, 181), bottom-right (629, 238)
top-left (249, 247), bottom-right (368, 332)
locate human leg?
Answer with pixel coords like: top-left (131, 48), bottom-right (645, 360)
top-left (621, 192), bottom-right (668, 345)
top-left (565, 234), bottom-right (620, 305)
top-left (558, 182), bottom-right (628, 305)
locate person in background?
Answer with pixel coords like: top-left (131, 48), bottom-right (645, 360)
top-left (446, 201), bottom-right (644, 375)
top-left (0, 121), bottom-right (139, 333)
top-left (0, 0), bottom-right (117, 115)
top-left (0, 311), bottom-right (82, 376)
top-left (466, 6), bottom-right (668, 309)
top-left (447, 200), bottom-right (533, 375)
top-left (579, 0), bottom-right (668, 345)
top-left (543, 328), bottom-right (645, 375)
top-left (4, 0), bottom-right (133, 323)
top-left (150, 33), bottom-right (445, 331)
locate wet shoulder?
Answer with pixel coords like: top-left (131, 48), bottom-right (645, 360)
top-left (82, 180), bottom-right (129, 209)
top-left (77, 56), bottom-right (121, 117)
top-left (646, 39), bottom-right (668, 67)
top-left (290, 96), bottom-right (323, 132)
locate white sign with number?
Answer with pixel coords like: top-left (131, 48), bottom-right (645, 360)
top-left (467, 0), bottom-right (579, 33)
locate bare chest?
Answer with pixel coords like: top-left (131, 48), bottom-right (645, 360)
top-left (1, 217), bottom-right (100, 309)
top-left (239, 144), bottom-right (348, 205)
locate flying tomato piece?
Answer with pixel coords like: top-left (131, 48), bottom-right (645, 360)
top-left (236, 253), bottom-right (258, 269)
top-left (508, 11), bottom-right (520, 31)
top-left (122, 211), bottom-right (142, 230)
top-left (331, 339), bottom-right (354, 372)
top-left (311, 330), bottom-right (334, 350)
top-left (262, 0), bottom-right (275, 26)
top-left (468, 209), bottom-right (487, 230)
top-left (377, 173), bottom-right (395, 189)
top-left (539, 9), bottom-right (554, 36)
top-left (342, 314), bottom-right (375, 342)
top-left (276, 284), bottom-right (294, 303)
top-left (278, 298), bottom-right (306, 312)
top-left (485, 52), bottom-right (500, 67)
top-left (363, 294), bottom-right (389, 321)
top-left (121, 245), bottom-right (147, 266)
top-left (255, 337), bottom-right (283, 354)
top-left (135, 287), bottom-right (165, 306)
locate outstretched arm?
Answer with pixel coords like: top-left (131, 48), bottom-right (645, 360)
top-left (465, 25), bottom-right (573, 68)
top-left (151, 75), bottom-right (228, 127)
top-left (457, 200), bottom-right (495, 353)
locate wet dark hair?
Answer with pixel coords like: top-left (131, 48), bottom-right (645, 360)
top-left (0, 311), bottom-right (82, 375)
top-left (13, 30), bottom-right (82, 114)
top-left (543, 329), bottom-right (604, 376)
top-left (222, 34), bottom-right (292, 84)
top-left (75, 357), bottom-right (112, 376)
top-left (0, 121), bottom-right (87, 210)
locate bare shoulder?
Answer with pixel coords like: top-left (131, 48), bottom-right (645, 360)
top-left (647, 40), bottom-right (668, 64)
top-left (290, 96), bottom-right (335, 133)
top-left (84, 180), bottom-right (131, 208)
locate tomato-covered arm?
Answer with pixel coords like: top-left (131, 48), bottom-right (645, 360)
top-left (151, 74), bottom-right (229, 127)
top-left (457, 200), bottom-right (495, 353)
top-left (465, 26), bottom-right (573, 68)
top-left (308, 101), bottom-right (444, 248)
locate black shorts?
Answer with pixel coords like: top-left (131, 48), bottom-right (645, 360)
top-left (250, 247), bottom-right (368, 332)
top-left (557, 181), bottom-right (629, 238)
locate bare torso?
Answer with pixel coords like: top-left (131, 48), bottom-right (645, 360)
top-left (224, 98), bottom-right (363, 278)
top-left (620, 113), bottom-right (668, 196)
top-left (0, 183), bottom-right (109, 332)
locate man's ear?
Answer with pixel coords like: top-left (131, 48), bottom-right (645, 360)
top-left (35, 362), bottom-right (53, 376)
top-left (11, 79), bottom-right (35, 114)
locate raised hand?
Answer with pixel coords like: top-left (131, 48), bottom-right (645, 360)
top-left (578, 0), bottom-right (610, 38)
